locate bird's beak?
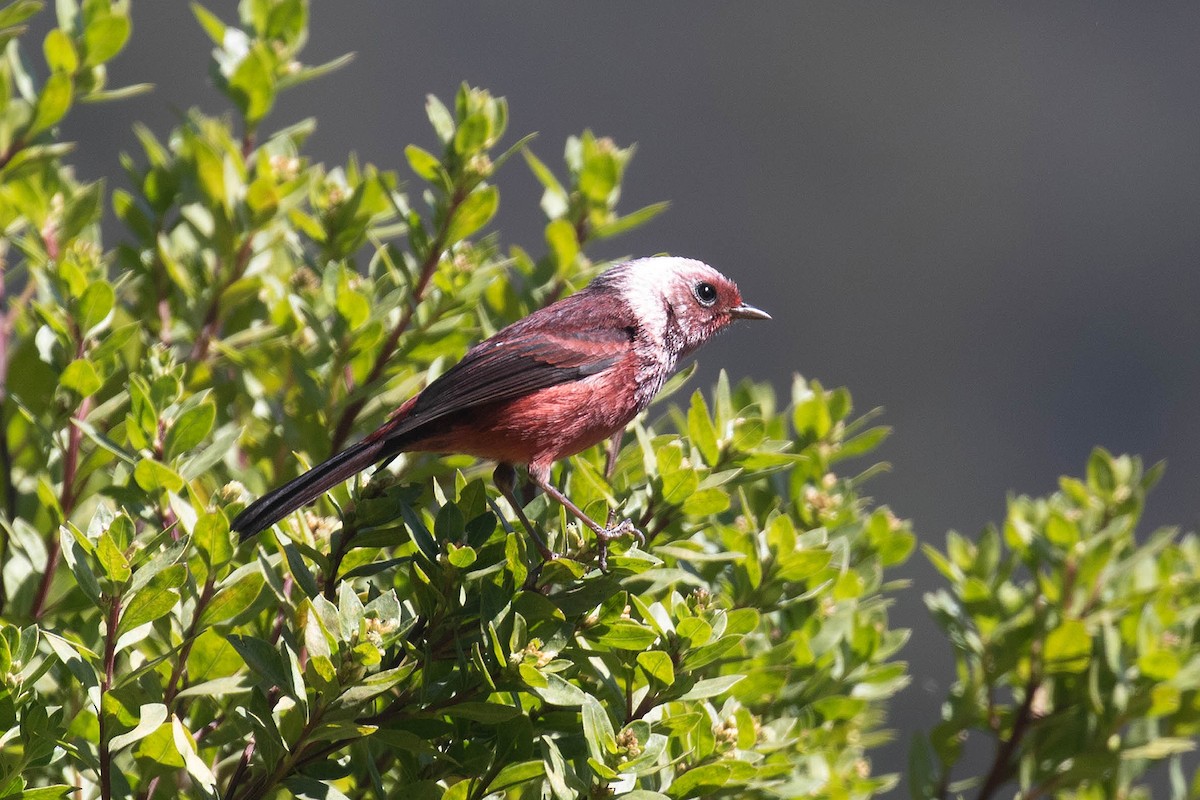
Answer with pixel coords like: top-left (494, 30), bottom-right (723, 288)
top-left (729, 303), bottom-right (771, 321)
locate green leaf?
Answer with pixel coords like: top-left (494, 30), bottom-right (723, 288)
top-left (61, 180), bottom-right (104, 240)
top-left (677, 674), bottom-right (745, 701)
top-left (79, 82), bottom-right (154, 103)
top-left (636, 651), bottom-right (675, 686)
top-left (110, 703), bottom-right (168, 751)
top-left (446, 543), bottom-right (476, 568)
top-left (228, 41), bottom-right (276, 125)
top-left (425, 93), bottom-right (455, 143)
top-left (336, 281), bottom-right (370, 330)
top-left (190, 3), bottom-right (226, 44)
top-left (82, 11), bottom-right (130, 66)
top-left (404, 144), bottom-right (443, 183)
top-left (336, 664), bottom-right (416, 706)
top-left (1044, 618), bottom-right (1092, 673)
top-left (165, 401), bottom-right (216, 460)
top-left (198, 573), bottom-right (265, 627)
top-left (579, 151), bottom-right (618, 205)
top-left (687, 391), bottom-right (720, 466)
top-left (544, 218), bottom-right (578, 267)
top-left (0, 0), bottom-right (42, 30)
top-left (591, 200), bottom-right (670, 240)
top-left (521, 146), bottom-right (564, 195)
top-left (194, 513), bottom-right (234, 570)
top-left (487, 761), bottom-right (545, 795)
top-left (283, 775), bottom-right (352, 800)
top-left (581, 694), bottom-right (617, 762)
top-left (128, 539), bottom-right (188, 597)
top-left (43, 28), bottom-right (78, 73)
top-left (226, 634), bottom-right (293, 695)
top-left (676, 617), bottom-right (712, 647)
top-left (135, 722), bottom-right (184, 769)
top-left (591, 620), bottom-right (659, 651)
top-left (1137, 649), bottom-right (1181, 681)
top-left (277, 52), bottom-right (355, 91)
top-left (60, 358), bottom-right (101, 396)
top-left (667, 759), bottom-right (756, 799)
top-left (453, 111), bottom-right (490, 156)
top-left (444, 703), bottom-right (521, 723)
top-left (119, 564), bottom-right (184, 634)
top-left (17, 787), bottom-right (76, 800)
top-left (1120, 737), bottom-right (1196, 760)
top-left (529, 673), bottom-right (588, 707)
top-left (60, 525), bottom-right (102, 606)
top-left (793, 391), bottom-right (832, 439)
top-left (29, 71), bottom-right (73, 136)
top-left (444, 185), bottom-right (498, 245)
top-left (1086, 447), bottom-right (1116, 495)
top-left (133, 458), bottom-right (186, 493)
top-left (96, 529), bottom-right (131, 584)
top-left (173, 717), bottom-right (218, 793)
top-left (77, 280), bottom-right (115, 334)
top-left (681, 488), bottom-right (730, 517)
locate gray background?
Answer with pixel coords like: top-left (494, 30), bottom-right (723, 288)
top-left (54, 2), bottom-right (1200, 781)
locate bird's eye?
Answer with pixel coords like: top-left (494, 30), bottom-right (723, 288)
top-left (693, 281), bottom-right (718, 307)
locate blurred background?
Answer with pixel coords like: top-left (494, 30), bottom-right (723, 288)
top-left (52, 2), bottom-right (1200, 778)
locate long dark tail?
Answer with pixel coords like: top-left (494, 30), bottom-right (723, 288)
top-left (232, 437), bottom-right (394, 542)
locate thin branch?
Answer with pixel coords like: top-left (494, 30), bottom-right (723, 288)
top-left (329, 187), bottom-right (467, 453)
top-left (0, 256), bottom-right (19, 616)
top-left (163, 576), bottom-right (217, 706)
top-left (0, 253), bottom-right (18, 520)
top-left (98, 592), bottom-right (122, 800)
top-left (30, 317), bottom-right (94, 620)
top-left (321, 528), bottom-right (358, 600)
top-left (190, 237), bottom-right (255, 362)
top-left (223, 740), bottom-right (256, 800)
top-left (974, 671), bottom-right (1041, 800)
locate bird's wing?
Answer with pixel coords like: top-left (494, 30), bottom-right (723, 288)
top-left (370, 318), bottom-right (634, 442)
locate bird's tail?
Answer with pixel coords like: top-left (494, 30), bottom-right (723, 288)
top-left (231, 437), bottom-right (393, 542)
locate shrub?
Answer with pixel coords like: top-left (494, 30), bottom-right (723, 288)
top-left (0, 3), bottom-right (1195, 800)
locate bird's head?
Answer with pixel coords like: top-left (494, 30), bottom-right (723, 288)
top-left (601, 256), bottom-right (770, 357)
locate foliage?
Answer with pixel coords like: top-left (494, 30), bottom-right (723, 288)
top-left (0, 2), bottom-right (914, 798)
top-left (914, 450), bottom-right (1200, 800)
top-left (0, 2), bottom-right (1195, 800)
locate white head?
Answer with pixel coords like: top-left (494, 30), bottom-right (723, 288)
top-left (595, 256), bottom-right (770, 358)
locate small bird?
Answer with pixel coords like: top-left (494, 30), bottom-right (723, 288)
top-left (231, 256), bottom-right (769, 567)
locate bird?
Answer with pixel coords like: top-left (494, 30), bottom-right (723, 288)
top-left (231, 256), bottom-right (770, 568)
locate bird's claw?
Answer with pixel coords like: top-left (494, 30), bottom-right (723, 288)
top-left (594, 518), bottom-right (646, 572)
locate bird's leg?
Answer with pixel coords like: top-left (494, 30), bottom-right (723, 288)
top-left (527, 470), bottom-right (645, 571)
top-left (493, 463), bottom-right (557, 561)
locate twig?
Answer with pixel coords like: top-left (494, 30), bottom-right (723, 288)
top-left (99, 592), bottom-right (123, 800)
top-left (321, 529), bottom-right (358, 600)
top-left (0, 253), bottom-right (18, 520)
top-left (190, 237), bottom-right (255, 363)
top-left (30, 318), bottom-right (94, 620)
top-left (163, 576), bottom-right (217, 706)
top-left (0, 256), bottom-right (18, 616)
top-left (328, 187), bottom-right (466, 452)
top-left (269, 574), bottom-right (292, 645)
top-left (223, 740), bottom-right (256, 800)
top-left (974, 671), bottom-right (1041, 800)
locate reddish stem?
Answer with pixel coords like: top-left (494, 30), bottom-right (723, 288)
top-left (328, 188), bottom-right (467, 453)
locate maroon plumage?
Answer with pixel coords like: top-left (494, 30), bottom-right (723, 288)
top-left (231, 256), bottom-right (769, 564)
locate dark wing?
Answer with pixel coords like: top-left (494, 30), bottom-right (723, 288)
top-left (368, 309), bottom-right (634, 443)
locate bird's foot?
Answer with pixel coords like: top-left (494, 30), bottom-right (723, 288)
top-left (594, 518), bottom-right (646, 572)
